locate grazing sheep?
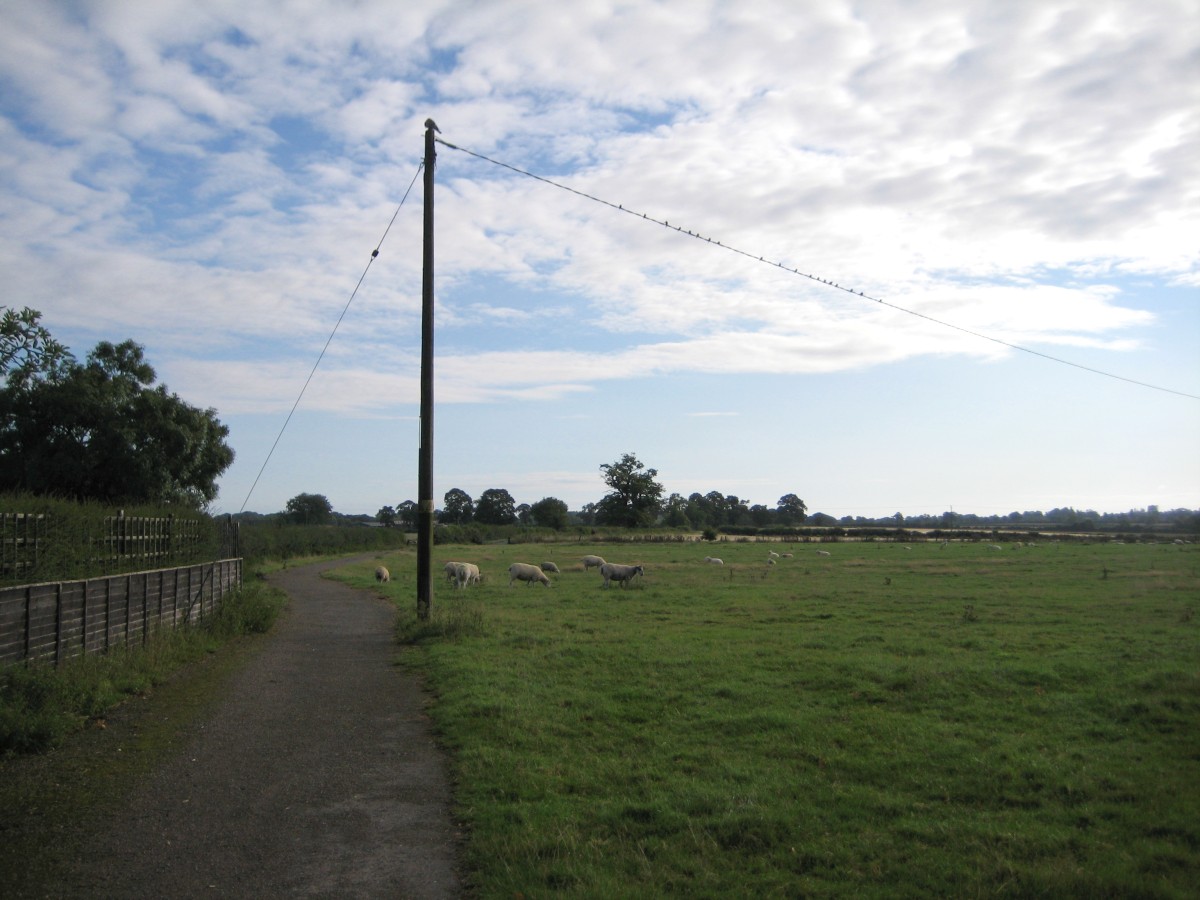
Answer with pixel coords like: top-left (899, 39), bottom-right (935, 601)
top-left (988, 544), bottom-right (1003, 551)
top-left (374, 566), bottom-right (390, 583)
top-left (704, 556), bottom-right (724, 565)
top-left (600, 562), bottom-right (644, 589)
top-left (451, 562), bottom-right (481, 589)
top-left (781, 553), bottom-right (793, 558)
top-left (816, 550), bottom-right (831, 557)
top-left (768, 550), bottom-right (780, 558)
top-left (444, 561), bottom-right (463, 583)
top-left (767, 557), bottom-right (776, 566)
top-left (540, 561), bottom-right (561, 574)
top-left (509, 562), bottom-right (552, 587)
top-left (581, 555), bottom-right (607, 572)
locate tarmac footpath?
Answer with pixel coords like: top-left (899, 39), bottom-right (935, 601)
top-left (49, 556), bottom-right (464, 899)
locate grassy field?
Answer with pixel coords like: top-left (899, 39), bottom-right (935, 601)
top-left (336, 539), bottom-right (1199, 898)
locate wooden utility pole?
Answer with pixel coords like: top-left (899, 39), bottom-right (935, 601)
top-left (417, 119), bottom-right (438, 619)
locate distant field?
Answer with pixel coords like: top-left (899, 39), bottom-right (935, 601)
top-left (334, 539), bottom-right (1200, 898)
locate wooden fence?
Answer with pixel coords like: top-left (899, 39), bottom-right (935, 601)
top-left (0, 558), bottom-right (242, 666)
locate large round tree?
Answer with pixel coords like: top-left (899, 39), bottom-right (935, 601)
top-left (0, 313), bottom-right (234, 509)
top-left (596, 452), bottom-right (664, 527)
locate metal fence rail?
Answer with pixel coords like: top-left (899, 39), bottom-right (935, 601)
top-left (0, 558), bottom-right (242, 665)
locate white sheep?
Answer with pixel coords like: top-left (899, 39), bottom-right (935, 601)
top-left (600, 562), bottom-right (644, 589)
top-left (540, 561), bottom-right (561, 573)
top-left (374, 566), bottom-right (390, 583)
top-left (768, 550), bottom-right (780, 558)
top-left (704, 556), bottom-right (724, 565)
top-left (581, 554), bottom-right (607, 572)
top-left (781, 553), bottom-right (793, 558)
top-left (451, 562), bottom-right (481, 589)
top-left (816, 550), bottom-right (831, 557)
top-left (509, 562), bottom-right (552, 587)
top-left (444, 561), bottom-right (463, 583)
top-left (988, 544), bottom-right (1003, 551)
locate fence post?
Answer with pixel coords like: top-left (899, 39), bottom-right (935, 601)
top-left (23, 585), bottom-right (31, 660)
top-left (54, 582), bottom-right (63, 666)
top-left (142, 572), bottom-right (149, 645)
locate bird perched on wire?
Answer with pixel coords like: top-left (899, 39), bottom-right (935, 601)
top-left (425, 118), bottom-right (440, 133)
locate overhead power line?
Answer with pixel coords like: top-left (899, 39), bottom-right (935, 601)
top-left (238, 162), bottom-right (425, 514)
top-left (436, 138), bottom-right (1199, 402)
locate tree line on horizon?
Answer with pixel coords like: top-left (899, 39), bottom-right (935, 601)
top-left (258, 455), bottom-right (1198, 537)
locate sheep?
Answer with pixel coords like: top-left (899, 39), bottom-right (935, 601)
top-left (704, 556), bottom-right (724, 565)
top-left (768, 550), bottom-right (780, 558)
top-left (444, 561), bottom-right (463, 583)
top-left (581, 554), bottom-right (607, 572)
top-left (451, 562), bottom-right (481, 589)
top-left (509, 562), bottom-right (552, 587)
top-left (767, 557), bottom-right (776, 566)
top-left (374, 566), bottom-right (390, 583)
top-left (816, 550), bottom-right (831, 557)
top-left (540, 561), bottom-right (561, 574)
top-left (988, 544), bottom-right (1003, 551)
top-left (781, 553), bottom-right (793, 558)
top-left (600, 562), bottom-right (644, 589)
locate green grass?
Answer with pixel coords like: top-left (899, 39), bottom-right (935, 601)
top-left (336, 540), bottom-right (1200, 898)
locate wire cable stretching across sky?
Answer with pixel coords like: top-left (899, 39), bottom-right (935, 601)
top-left (436, 138), bottom-right (1199, 402)
top-left (237, 163), bottom-right (426, 514)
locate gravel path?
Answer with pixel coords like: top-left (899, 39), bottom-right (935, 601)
top-left (54, 557), bottom-right (464, 898)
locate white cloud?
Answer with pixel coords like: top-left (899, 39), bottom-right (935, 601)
top-left (2, 0), bottom-right (1197, 515)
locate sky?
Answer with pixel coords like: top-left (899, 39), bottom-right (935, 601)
top-left (1, 0), bottom-right (1198, 519)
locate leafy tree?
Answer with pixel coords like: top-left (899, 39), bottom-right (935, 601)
top-left (286, 493), bottom-right (333, 525)
top-left (725, 494), bottom-right (750, 527)
top-left (396, 499), bottom-right (417, 530)
top-left (705, 491), bottom-right (730, 527)
top-left (684, 492), bottom-right (714, 530)
top-left (442, 488), bottom-right (474, 525)
top-left (376, 505), bottom-right (397, 527)
top-left (529, 497), bottom-right (569, 530)
top-left (776, 493), bottom-right (808, 525)
top-left (596, 452), bottom-right (664, 527)
top-left (475, 488), bottom-right (517, 525)
top-left (1, 307), bottom-right (70, 388)
top-left (0, 323), bottom-right (234, 508)
top-left (661, 493), bottom-right (692, 529)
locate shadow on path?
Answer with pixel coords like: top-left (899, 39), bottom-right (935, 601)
top-left (56, 556), bottom-right (464, 898)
